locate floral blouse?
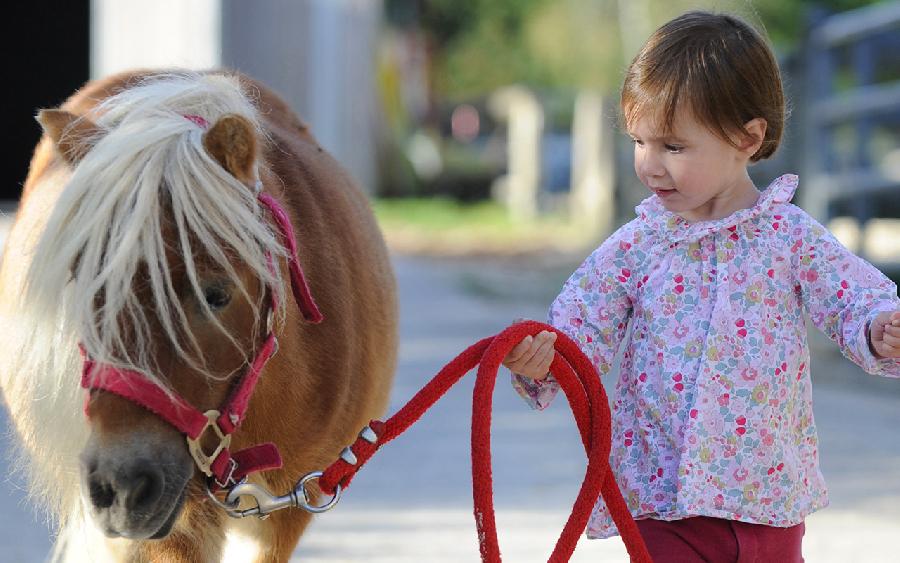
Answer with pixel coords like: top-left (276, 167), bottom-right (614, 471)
top-left (513, 174), bottom-right (900, 539)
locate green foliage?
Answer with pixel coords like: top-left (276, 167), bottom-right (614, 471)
top-left (385, 0), bottom-right (889, 100)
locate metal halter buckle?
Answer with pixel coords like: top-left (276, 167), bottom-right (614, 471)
top-left (186, 410), bottom-right (232, 477)
top-left (207, 471), bottom-right (342, 519)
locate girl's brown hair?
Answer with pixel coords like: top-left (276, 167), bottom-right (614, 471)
top-left (621, 11), bottom-right (785, 162)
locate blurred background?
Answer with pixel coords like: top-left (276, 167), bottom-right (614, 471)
top-left (2, 1), bottom-right (900, 561)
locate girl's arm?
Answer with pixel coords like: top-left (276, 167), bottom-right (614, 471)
top-left (512, 225), bottom-right (636, 409)
top-left (794, 212), bottom-right (900, 376)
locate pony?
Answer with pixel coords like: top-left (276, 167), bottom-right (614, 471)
top-left (0, 69), bottom-right (397, 562)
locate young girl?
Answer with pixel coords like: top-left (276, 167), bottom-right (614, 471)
top-left (504, 11), bottom-right (900, 562)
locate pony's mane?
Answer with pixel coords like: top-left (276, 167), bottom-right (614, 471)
top-left (25, 72), bottom-right (287, 388)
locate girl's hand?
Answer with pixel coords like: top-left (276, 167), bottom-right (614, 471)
top-left (503, 330), bottom-right (557, 380)
top-left (870, 311), bottom-right (900, 359)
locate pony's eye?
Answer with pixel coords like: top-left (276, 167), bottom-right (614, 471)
top-left (203, 286), bottom-right (231, 311)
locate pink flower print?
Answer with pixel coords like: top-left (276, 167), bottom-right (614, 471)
top-left (760, 429), bottom-right (775, 447)
top-left (767, 268), bottom-right (775, 278)
top-left (688, 243), bottom-right (702, 261)
top-left (617, 268), bottom-right (632, 282)
top-left (805, 268), bottom-right (818, 283)
top-left (673, 274), bottom-right (685, 294)
top-left (736, 415), bottom-right (747, 435)
top-left (744, 484), bottom-right (758, 501)
top-left (761, 327), bottom-right (775, 345)
top-left (751, 383), bottom-right (770, 405)
top-left (685, 339), bottom-right (702, 358)
top-left (619, 241), bottom-right (632, 252)
top-left (746, 281), bottom-right (763, 303)
top-left (624, 430), bottom-right (634, 447)
top-left (837, 279), bottom-right (849, 299)
top-left (740, 367), bottom-right (759, 382)
top-left (705, 413), bottom-right (725, 435)
top-left (663, 300), bottom-right (677, 315)
top-left (718, 392), bottom-right (731, 407)
top-left (690, 409), bottom-right (698, 419)
top-left (735, 318), bottom-right (748, 338)
top-left (673, 372), bottom-right (684, 392)
top-left (673, 325), bottom-right (689, 338)
top-left (714, 494), bottom-right (725, 509)
top-left (733, 467), bottom-right (749, 482)
top-left (733, 270), bottom-right (747, 285)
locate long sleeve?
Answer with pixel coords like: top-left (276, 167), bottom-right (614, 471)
top-left (512, 224), bottom-right (637, 409)
top-left (794, 212), bottom-right (900, 377)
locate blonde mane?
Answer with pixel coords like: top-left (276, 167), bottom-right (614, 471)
top-left (26, 72), bottom-right (286, 386)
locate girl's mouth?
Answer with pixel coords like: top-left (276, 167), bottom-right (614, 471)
top-left (654, 187), bottom-right (677, 198)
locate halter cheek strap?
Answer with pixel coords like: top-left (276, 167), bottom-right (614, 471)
top-left (81, 190), bottom-right (322, 488)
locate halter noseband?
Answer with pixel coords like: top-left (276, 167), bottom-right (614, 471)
top-left (80, 142), bottom-right (323, 489)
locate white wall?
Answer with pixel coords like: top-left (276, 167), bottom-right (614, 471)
top-left (91, 0), bottom-right (221, 78)
top-left (91, 0), bottom-right (381, 192)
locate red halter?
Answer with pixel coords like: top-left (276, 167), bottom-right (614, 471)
top-left (81, 186), bottom-right (323, 488)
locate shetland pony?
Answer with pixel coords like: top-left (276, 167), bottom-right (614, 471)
top-left (0, 70), bottom-right (397, 562)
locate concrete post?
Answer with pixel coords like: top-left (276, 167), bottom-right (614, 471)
top-left (570, 91), bottom-right (615, 239)
top-left (488, 85), bottom-right (543, 222)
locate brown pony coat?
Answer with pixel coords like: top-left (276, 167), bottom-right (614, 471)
top-left (1, 70), bottom-right (397, 562)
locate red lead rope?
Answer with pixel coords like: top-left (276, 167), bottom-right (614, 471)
top-left (319, 320), bottom-right (652, 562)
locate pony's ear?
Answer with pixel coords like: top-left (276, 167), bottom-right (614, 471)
top-left (202, 114), bottom-right (258, 185)
top-left (36, 109), bottom-right (102, 165)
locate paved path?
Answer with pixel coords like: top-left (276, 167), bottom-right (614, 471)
top-left (1, 247), bottom-right (899, 561)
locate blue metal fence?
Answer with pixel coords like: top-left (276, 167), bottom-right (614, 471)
top-left (800, 2), bottom-right (900, 237)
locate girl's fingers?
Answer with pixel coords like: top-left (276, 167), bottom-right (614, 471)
top-left (505, 336), bottom-right (533, 365)
top-left (884, 325), bottom-right (900, 338)
top-left (882, 332), bottom-right (900, 348)
top-left (520, 332), bottom-right (557, 374)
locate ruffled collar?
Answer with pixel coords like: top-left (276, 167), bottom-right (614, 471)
top-left (635, 174), bottom-right (799, 243)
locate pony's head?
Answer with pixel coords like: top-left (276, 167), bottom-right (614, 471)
top-left (26, 73), bottom-right (287, 540)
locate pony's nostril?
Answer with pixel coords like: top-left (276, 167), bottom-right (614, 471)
top-left (89, 478), bottom-right (115, 509)
top-left (125, 468), bottom-right (164, 511)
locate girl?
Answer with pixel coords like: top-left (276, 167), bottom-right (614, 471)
top-left (504, 11), bottom-right (900, 562)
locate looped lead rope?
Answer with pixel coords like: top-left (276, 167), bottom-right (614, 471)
top-left (319, 320), bottom-right (652, 562)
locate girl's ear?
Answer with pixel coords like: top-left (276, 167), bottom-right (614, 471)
top-left (741, 118), bottom-right (767, 156)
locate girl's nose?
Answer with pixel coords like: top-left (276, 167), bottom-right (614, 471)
top-left (638, 149), bottom-right (665, 178)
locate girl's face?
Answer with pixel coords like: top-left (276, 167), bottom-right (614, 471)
top-left (628, 108), bottom-right (763, 222)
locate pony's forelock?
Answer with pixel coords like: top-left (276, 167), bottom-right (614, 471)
top-left (24, 72), bottom-right (287, 390)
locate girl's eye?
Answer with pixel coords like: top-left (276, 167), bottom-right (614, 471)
top-left (203, 286), bottom-right (231, 311)
top-left (665, 144), bottom-right (684, 153)
top-left (631, 138), bottom-right (644, 147)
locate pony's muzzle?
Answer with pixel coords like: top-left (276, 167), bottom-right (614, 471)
top-left (81, 439), bottom-right (193, 539)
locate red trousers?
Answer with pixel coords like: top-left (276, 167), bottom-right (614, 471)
top-left (635, 516), bottom-right (805, 563)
